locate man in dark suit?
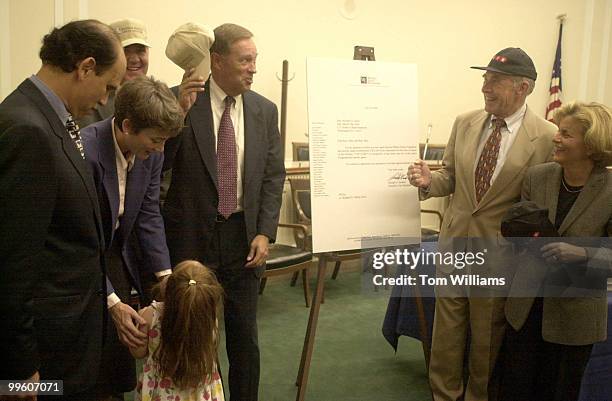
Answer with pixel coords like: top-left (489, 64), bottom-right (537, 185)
top-left (0, 20), bottom-right (125, 400)
top-left (81, 76), bottom-right (184, 400)
top-left (163, 23), bottom-right (286, 401)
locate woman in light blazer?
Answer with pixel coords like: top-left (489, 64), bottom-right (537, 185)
top-left (499, 101), bottom-right (612, 401)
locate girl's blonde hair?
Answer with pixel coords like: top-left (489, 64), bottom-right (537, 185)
top-left (153, 260), bottom-right (224, 388)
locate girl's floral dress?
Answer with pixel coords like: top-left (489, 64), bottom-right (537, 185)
top-left (136, 301), bottom-right (225, 401)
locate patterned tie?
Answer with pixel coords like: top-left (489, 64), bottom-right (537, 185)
top-left (217, 96), bottom-right (237, 218)
top-left (66, 114), bottom-right (85, 159)
top-left (474, 118), bottom-right (506, 203)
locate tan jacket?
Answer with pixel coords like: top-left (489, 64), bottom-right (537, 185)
top-left (423, 107), bottom-right (556, 277)
top-left (505, 163), bottom-right (612, 345)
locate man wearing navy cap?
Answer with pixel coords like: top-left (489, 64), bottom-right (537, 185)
top-left (408, 48), bottom-right (556, 401)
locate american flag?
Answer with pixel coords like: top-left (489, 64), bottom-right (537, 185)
top-left (545, 22), bottom-right (563, 122)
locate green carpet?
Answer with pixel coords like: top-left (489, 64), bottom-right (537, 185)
top-left (223, 268), bottom-right (431, 401)
top-left (129, 267), bottom-right (431, 400)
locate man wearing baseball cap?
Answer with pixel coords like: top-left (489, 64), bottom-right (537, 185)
top-left (408, 48), bottom-right (556, 401)
top-left (78, 18), bottom-right (150, 127)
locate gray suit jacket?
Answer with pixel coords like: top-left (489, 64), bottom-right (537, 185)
top-left (505, 162), bottom-right (612, 345)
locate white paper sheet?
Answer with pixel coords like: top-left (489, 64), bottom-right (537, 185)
top-left (306, 57), bottom-right (421, 253)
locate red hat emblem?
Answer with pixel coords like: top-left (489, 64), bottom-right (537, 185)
top-left (494, 55), bottom-right (508, 63)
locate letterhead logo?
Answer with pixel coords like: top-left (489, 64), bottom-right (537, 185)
top-left (359, 75), bottom-right (379, 85)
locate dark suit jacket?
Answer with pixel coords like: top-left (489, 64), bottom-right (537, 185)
top-left (0, 79), bottom-right (106, 391)
top-left (506, 162), bottom-right (612, 345)
top-left (163, 81), bottom-right (285, 275)
top-left (82, 118), bottom-right (171, 295)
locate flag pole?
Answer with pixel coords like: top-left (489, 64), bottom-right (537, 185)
top-left (545, 15), bottom-right (565, 122)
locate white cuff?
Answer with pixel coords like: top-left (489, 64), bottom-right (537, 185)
top-left (107, 292), bottom-right (121, 309)
top-left (155, 269), bottom-right (172, 278)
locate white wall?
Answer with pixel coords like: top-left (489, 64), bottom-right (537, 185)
top-left (2, 0), bottom-right (611, 153)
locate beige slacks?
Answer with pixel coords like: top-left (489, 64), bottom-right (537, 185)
top-left (428, 292), bottom-right (507, 401)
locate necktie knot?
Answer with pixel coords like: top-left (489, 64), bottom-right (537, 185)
top-left (493, 118), bottom-right (506, 130)
top-left (224, 96), bottom-right (235, 109)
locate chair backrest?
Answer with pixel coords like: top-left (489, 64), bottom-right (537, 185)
top-left (288, 176), bottom-right (312, 249)
top-left (419, 143), bottom-right (445, 161)
top-left (292, 142), bottom-right (309, 161)
top-left (421, 209), bottom-right (442, 242)
top-left (296, 190), bottom-right (311, 220)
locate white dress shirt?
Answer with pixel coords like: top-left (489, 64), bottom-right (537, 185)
top-left (111, 120), bottom-right (135, 229)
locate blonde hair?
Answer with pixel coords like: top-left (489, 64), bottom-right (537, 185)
top-left (153, 260), bottom-right (224, 389)
top-left (554, 101), bottom-right (612, 167)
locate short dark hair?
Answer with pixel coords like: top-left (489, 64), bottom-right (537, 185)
top-left (39, 19), bottom-right (120, 74)
top-left (210, 23), bottom-right (253, 55)
top-left (114, 76), bottom-right (184, 136)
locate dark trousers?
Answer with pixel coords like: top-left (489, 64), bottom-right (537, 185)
top-left (94, 240), bottom-right (137, 397)
top-left (205, 212), bottom-right (260, 401)
top-left (498, 298), bottom-right (593, 401)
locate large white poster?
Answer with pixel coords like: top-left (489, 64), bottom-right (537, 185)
top-left (306, 57), bottom-right (421, 253)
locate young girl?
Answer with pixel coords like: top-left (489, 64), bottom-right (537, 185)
top-left (130, 260), bottom-right (225, 401)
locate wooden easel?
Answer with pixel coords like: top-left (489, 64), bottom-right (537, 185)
top-left (294, 47), bottom-right (376, 401)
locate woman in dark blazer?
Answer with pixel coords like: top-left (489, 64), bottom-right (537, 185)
top-left (499, 101), bottom-right (612, 401)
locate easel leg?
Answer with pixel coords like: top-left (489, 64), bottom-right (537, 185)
top-left (295, 255), bottom-right (327, 401)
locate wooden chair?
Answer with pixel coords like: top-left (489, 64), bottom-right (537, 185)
top-left (292, 142), bottom-right (309, 161)
top-left (288, 177), bottom-right (312, 250)
top-left (419, 143), bottom-right (446, 162)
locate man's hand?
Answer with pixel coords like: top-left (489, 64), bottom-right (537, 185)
top-left (177, 68), bottom-right (206, 114)
top-left (408, 160), bottom-right (432, 188)
top-left (541, 242), bottom-right (588, 264)
top-left (0, 371), bottom-right (39, 401)
top-left (109, 301), bottom-right (147, 348)
top-left (246, 234), bottom-right (270, 268)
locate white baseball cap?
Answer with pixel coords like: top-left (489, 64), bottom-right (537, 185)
top-left (110, 18), bottom-right (151, 48)
top-left (165, 22), bottom-right (215, 78)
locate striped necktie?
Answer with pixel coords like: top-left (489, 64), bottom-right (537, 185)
top-left (217, 96), bottom-right (237, 218)
top-left (66, 114), bottom-right (85, 159)
top-left (475, 118), bottom-right (506, 203)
